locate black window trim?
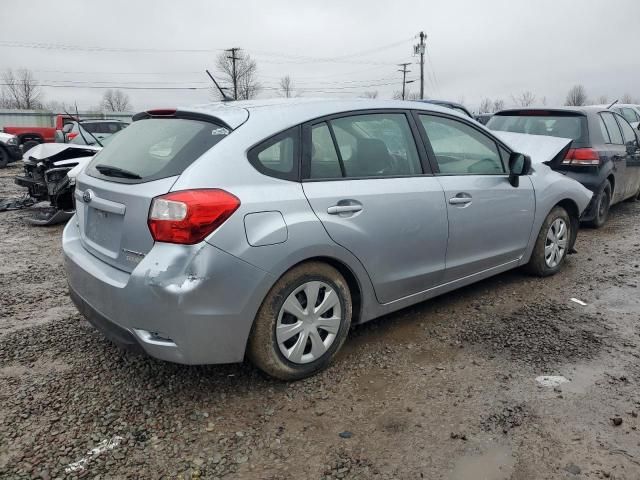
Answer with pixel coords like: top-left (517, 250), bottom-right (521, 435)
top-left (247, 125), bottom-right (302, 182)
top-left (600, 111), bottom-right (624, 145)
top-left (411, 109), bottom-right (513, 176)
top-left (301, 108), bottom-right (432, 182)
top-left (612, 112), bottom-right (637, 145)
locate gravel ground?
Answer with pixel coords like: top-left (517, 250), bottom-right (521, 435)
top-left (1, 162), bottom-right (640, 479)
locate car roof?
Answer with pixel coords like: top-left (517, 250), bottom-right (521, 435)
top-left (494, 106), bottom-right (608, 116)
top-left (174, 98), bottom-right (468, 130)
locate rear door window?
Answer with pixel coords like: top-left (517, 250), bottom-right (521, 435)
top-left (616, 115), bottom-right (638, 144)
top-left (329, 113), bottom-right (422, 178)
top-left (420, 115), bottom-right (505, 175)
top-left (310, 123), bottom-right (342, 179)
top-left (87, 118), bottom-right (229, 183)
top-left (601, 112), bottom-right (624, 144)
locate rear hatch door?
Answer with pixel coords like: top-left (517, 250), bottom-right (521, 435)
top-left (75, 113), bottom-right (233, 273)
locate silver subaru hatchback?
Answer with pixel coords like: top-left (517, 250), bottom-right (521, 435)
top-left (63, 99), bottom-right (592, 380)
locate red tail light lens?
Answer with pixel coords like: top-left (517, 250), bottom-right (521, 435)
top-left (66, 132), bottom-right (79, 140)
top-left (562, 148), bottom-right (600, 166)
top-left (148, 189), bottom-right (240, 244)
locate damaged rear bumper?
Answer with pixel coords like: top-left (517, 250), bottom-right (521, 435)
top-left (63, 216), bottom-right (275, 365)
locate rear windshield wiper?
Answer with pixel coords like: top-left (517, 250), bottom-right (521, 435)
top-left (95, 164), bottom-right (142, 179)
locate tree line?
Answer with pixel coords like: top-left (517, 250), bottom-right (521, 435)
top-left (0, 68), bottom-right (132, 112)
top-left (3, 65), bottom-right (639, 114)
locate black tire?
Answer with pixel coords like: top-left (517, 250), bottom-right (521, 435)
top-left (0, 147), bottom-right (8, 168)
top-left (247, 262), bottom-right (352, 381)
top-left (21, 140), bottom-right (40, 153)
top-left (526, 206), bottom-right (572, 277)
top-left (585, 181), bottom-right (611, 228)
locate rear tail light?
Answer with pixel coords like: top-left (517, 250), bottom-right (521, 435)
top-left (562, 148), bottom-right (600, 166)
top-left (66, 132), bottom-right (79, 141)
top-left (148, 189), bottom-right (240, 244)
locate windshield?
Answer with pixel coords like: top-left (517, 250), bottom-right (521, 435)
top-left (86, 117), bottom-right (229, 183)
top-left (487, 113), bottom-right (588, 147)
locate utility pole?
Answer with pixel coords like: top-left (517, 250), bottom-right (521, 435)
top-left (398, 63), bottom-right (411, 100)
top-left (414, 32), bottom-right (426, 99)
top-left (225, 47), bottom-right (241, 100)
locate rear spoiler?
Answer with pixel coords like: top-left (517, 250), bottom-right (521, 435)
top-left (132, 109), bottom-right (234, 131)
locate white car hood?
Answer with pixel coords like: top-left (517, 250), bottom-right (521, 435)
top-left (493, 131), bottom-right (572, 164)
top-left (0, 131), bottom-right (17, 144)
top-left (23, 142), bottom-right (100, 161)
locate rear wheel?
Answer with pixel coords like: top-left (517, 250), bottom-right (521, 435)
top-left (526, 206), bottom-right (571, 277)
top-left (0, 147), bottom-right (8, 168)
top-left (247, 262), bottom-right (352, 380)
top-left (586, 181), bottom-right (611, 228)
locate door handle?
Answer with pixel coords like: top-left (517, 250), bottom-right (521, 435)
top-left (327, 204), bottom-right (363, 215)
top-left (448, 197), bottom-right (472, 205)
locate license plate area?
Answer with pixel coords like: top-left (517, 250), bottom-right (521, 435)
top-left (85, 207), bottom-right (124, 259)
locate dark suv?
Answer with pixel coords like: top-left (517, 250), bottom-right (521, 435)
top-left (487, 107), bottom-right (640, 227)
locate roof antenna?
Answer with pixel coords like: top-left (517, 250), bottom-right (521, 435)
top-left (607, 99), bottom-right (618, 109)
top-left (206, 70), bottom-right (233, 102)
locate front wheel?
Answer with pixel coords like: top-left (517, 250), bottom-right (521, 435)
top-left (247, 262), bottom-right (352, 381)
top-left (526, 206), bottom-right (572, 277)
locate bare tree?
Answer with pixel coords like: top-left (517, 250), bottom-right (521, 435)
top-left (101, 89), bottom-right (132, 112)
top-left (621, 93), bottom-right (634, 104)
top-left (361, 91), bottom-right (379, 99)
top-left (493, 99), bottom-right (505, 112)
top-left (406, 91), bottom-right (421, 101)
top-left (565, 85), bottom-right (588, 106)
top-left (1, 69), bottom-right (43, 109)
top-left (511, 91), bottom-right (536, 107)
top-left (278, 75), bottom-right (296, 98)
top-left (215, 50), bottom-right (261, 100)
top-left (45, 100), bottom-right (74, 113)
top-left (478, 98), bottom-right (492, 113)
top-left (597, 95), bottom-right (608, 104)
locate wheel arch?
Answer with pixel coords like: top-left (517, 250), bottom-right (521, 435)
top-left (18, 133), bottom-right (44, 144)
top-left (606, 174), bottom-right (615, 197)
top-left (284, 256), bottom-right (364, 325)
top-left (555, 198), bottom-right (580, 250)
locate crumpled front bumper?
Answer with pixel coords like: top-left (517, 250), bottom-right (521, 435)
top-left (63, 217), bottom-right (275, 365)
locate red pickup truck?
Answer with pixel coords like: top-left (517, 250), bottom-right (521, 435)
top-left (2, 115), bottom-right (75, 151)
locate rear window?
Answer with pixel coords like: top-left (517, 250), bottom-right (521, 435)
top-left (83, 122), bottom-right (126, 134)
top-left (87, 118), bottom-right (229, 183)
top-left (487, 112), bottom-right (588, 147)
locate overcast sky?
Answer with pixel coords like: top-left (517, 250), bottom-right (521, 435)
top-left (2, 0), bottom-right (639, 112)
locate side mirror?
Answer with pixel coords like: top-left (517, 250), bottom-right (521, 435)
top-left (508, 152), bottom-right (531, 187)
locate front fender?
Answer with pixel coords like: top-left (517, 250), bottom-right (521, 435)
top-left (520, 168), bottom-right (593, 265)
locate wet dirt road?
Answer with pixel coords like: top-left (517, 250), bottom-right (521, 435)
top-left (1, 162), bottom-right (640, 479)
